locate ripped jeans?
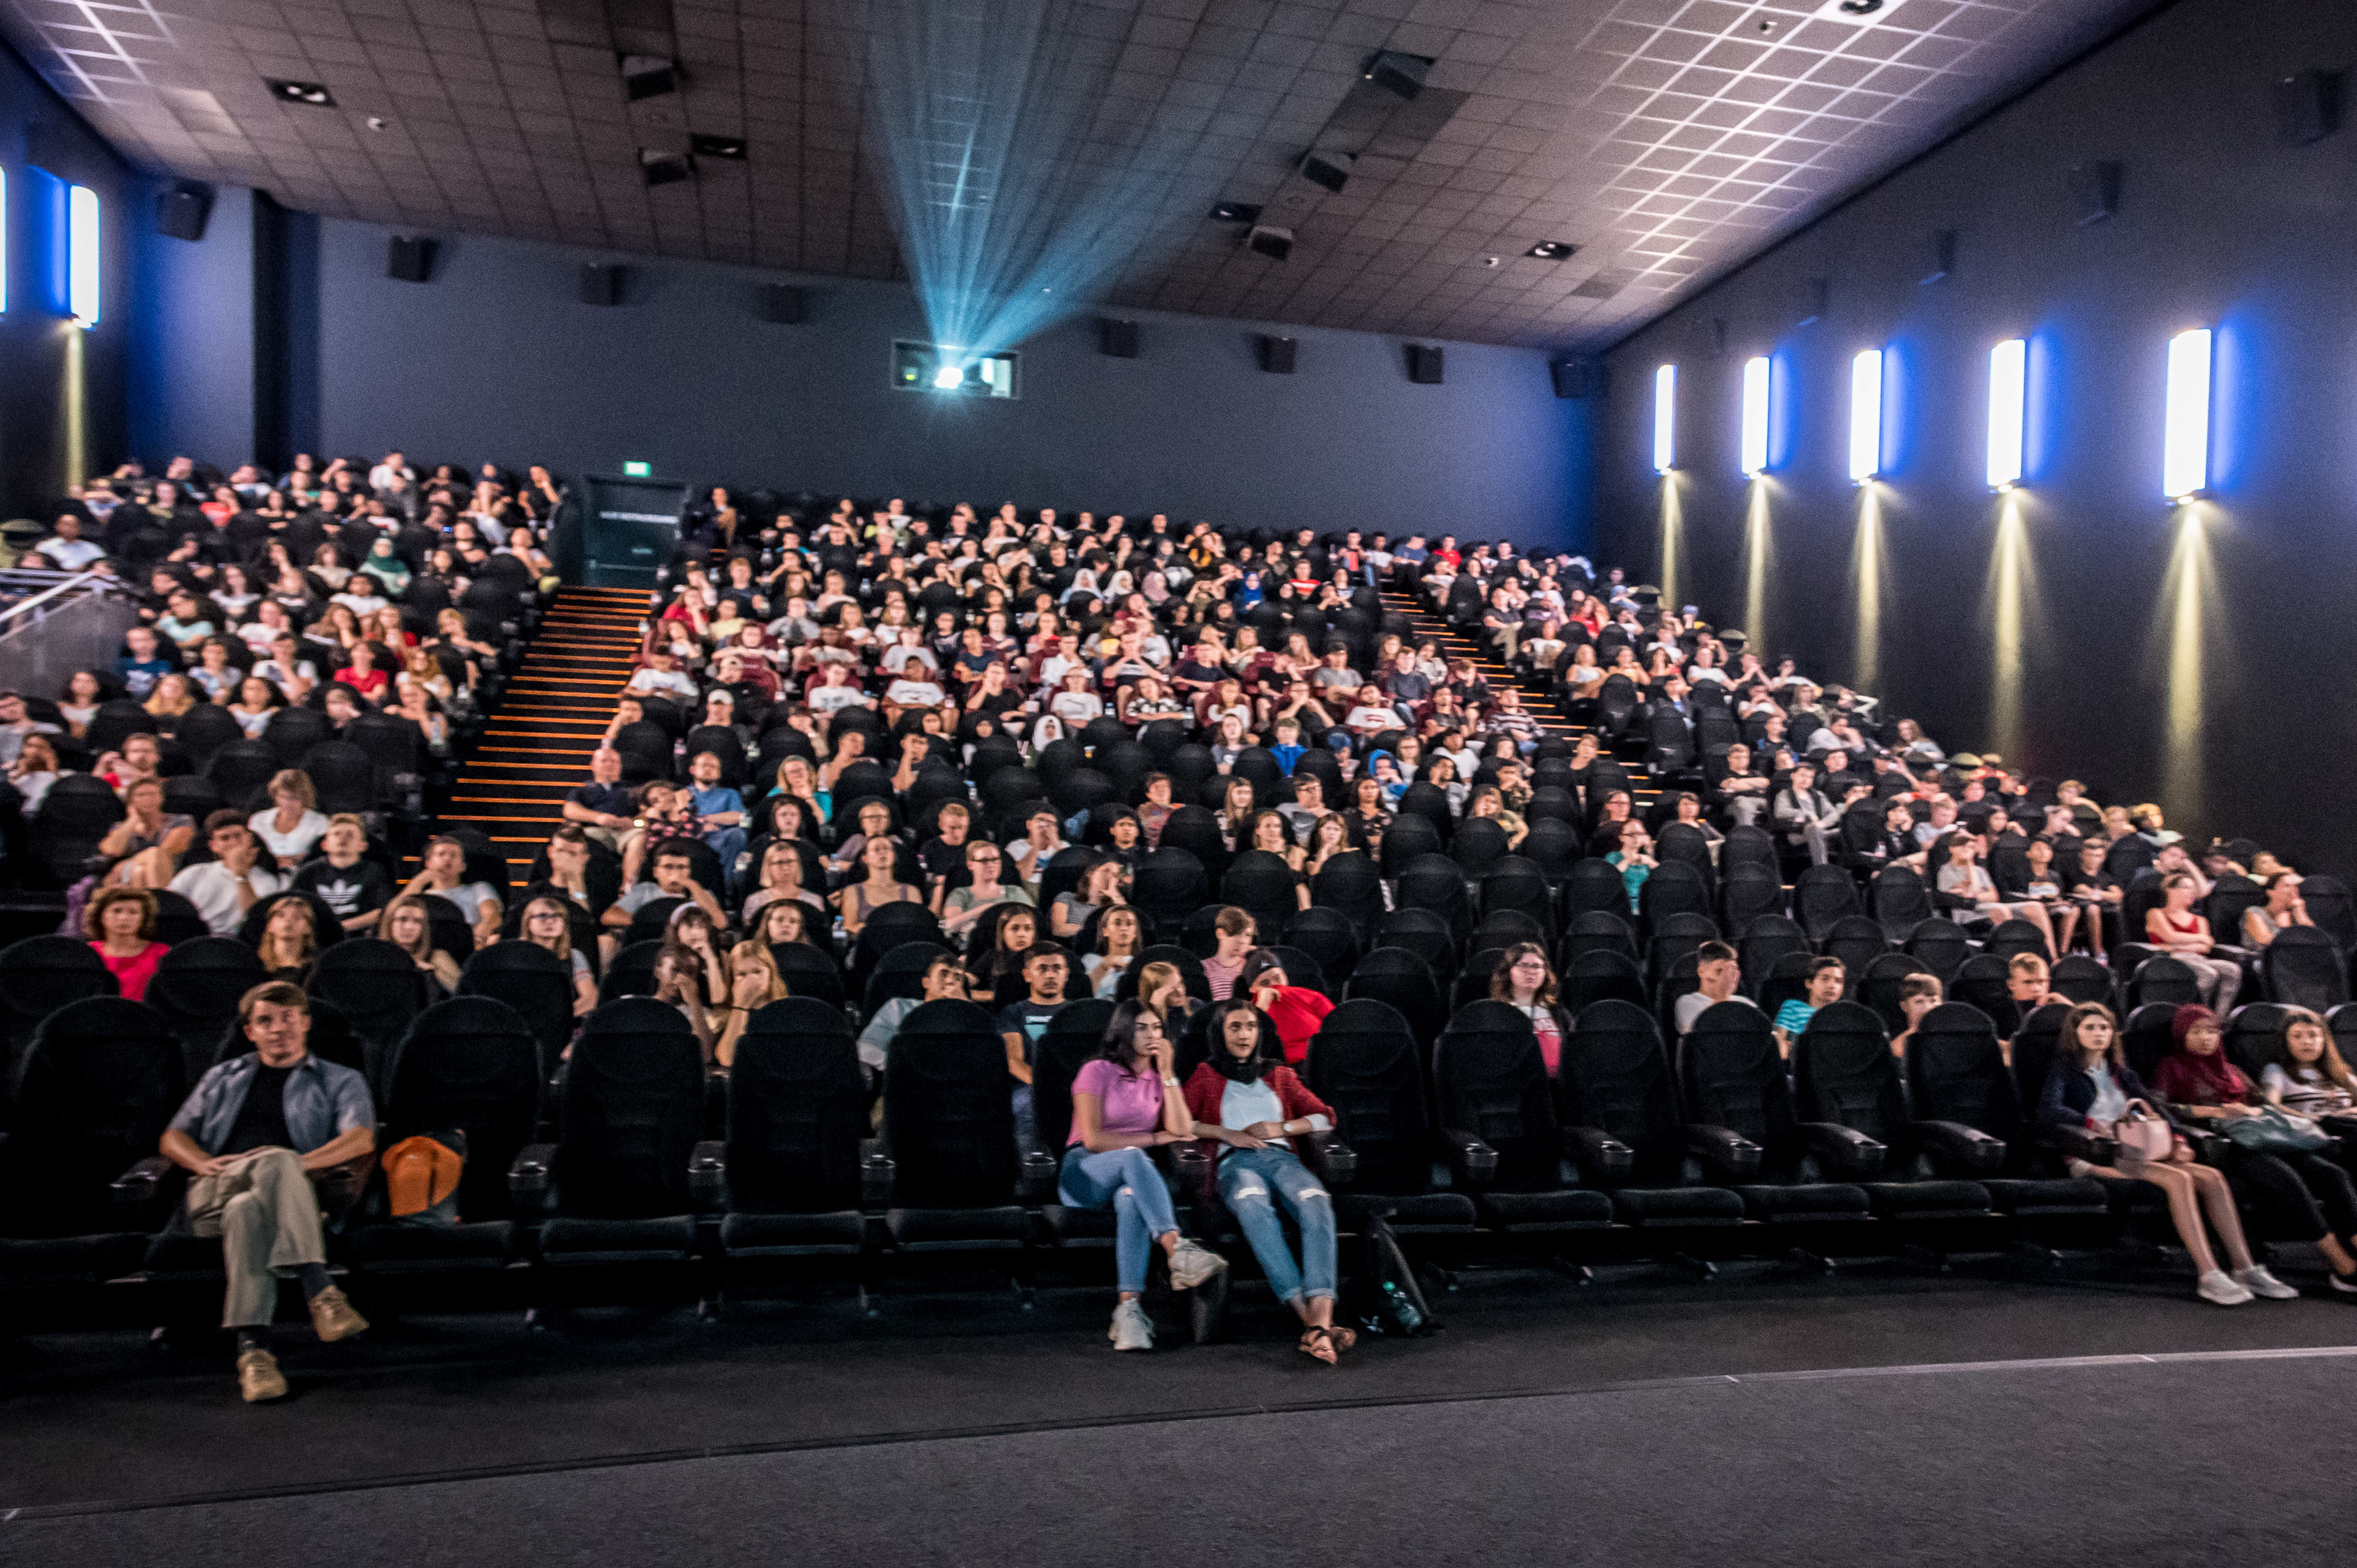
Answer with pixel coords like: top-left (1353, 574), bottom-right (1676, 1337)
top-left (1217, 1146), bottom-right (1337, 1304)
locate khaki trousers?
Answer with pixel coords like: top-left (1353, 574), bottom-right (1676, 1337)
top-left (185, 1147), bottom-right (327, 1328)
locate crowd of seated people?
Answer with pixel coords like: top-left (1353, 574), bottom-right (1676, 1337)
top-left (15, 466), bottom-right (2357, 1407)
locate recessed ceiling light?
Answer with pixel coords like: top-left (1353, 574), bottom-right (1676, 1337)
top-left (690, 133), bottom-right (746, 159)
top-left (1525, 241), bottom-right (1578, 260)
top-left (1210, 201), bottom-right (1261, 223)
top-left (265, 79), bottom-right (334, 107)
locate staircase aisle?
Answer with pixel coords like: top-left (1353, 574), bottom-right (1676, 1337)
top-left (440, 586), bottom-right (646, 857)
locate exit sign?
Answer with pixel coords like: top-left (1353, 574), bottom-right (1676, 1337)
top-left (622, 460), bottom-right (651, 477)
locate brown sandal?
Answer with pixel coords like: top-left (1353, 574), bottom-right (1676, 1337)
top-left (1299, 1327), bottom-right (1339, 1365)
top-left (1323, 1325), bottom-right (1357, 1355)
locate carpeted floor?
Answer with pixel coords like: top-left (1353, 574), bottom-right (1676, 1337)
top-left (5, 1262), bottom-right (2356, 1564)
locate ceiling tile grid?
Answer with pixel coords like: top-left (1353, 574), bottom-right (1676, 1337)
top-left (0, 0), bottom-right (2155, 347)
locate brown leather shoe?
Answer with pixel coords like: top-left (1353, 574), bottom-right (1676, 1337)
top-left (308, 1285), bottom-right (368, 1343)
top-left (238, 1348), bottom-right (288, 1402)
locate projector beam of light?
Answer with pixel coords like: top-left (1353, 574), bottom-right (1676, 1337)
top-left (1657, 474), bottom-right (1682, 608)
top-left (859, 0), bottom-right (1219, 365)
top-left (2161, 502), bottom-right (2211, 820)
top-left (2163, 327), bottom-right (2212, 501)
top-left (933, 363), bottom-right (965, 389)
top-left (1986, 489), bottom-right (2034, 763)
top-left (1743, 480), bottom-right (1771, 650)
top-left (1848, 349), bottom-right (1883, 483)
top-left (1740, 356), bottom-right (1770, 476)
top-left (1653, 364), bottom-right (1676, 472)
top-left (1987, 337), bottom-right (2026, 489)
top-left (1851, 485), bottom-right (1883, 691)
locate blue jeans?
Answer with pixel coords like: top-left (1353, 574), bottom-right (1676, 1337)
top-left (1217, 1146), bottom-right (1337, 1304)
top-left (1059, 1146), bottom-right (1177, 1294)
top-left (1012, 1084), bottom-right (1035, 1151)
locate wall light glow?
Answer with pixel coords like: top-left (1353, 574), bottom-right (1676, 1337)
top-left (1986, 337), bottom-right (2026, 489)
top-left (67, 184), bottom-right (99, 326)
top-left (2162, 327), bottom-right (2212, 500)
top-left (1652, 364), bottom-right (1676, 473)
top-left (1657, 474), bottom-right (1682, 608)
top-left (1739, 355), bottom-right (1770, 476)
top-left (1848, 348), bottom-right (1884, 483)
top-left (0, 168), bottom-right (9, 314)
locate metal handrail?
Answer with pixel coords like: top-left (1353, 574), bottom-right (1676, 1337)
top-left (0, 569), bottom-right (138, 642)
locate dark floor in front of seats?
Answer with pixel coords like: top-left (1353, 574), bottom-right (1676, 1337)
top-left (7, 1252), bottom-right (2357, 1554)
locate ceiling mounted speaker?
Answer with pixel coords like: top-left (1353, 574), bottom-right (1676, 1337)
top-left (759, 283), bottom-right (807, 324)
top-left (387, 236), bottom-right (434, 283)
top-left (155, 184), bottom-right (212, 242)
top-left (1098, 318), bottom-right (1140, 359)
top-left (579, 263), bottom-right (623, 306)
top-left (640, 149), bottom-right (695, 187)
top-left (620, 54), bottom-right (677, 101)
top-left (1245, 225), bottom-right (1294, 261)
top-left (2067, 160), bottom-right (2122, 225)
top-left (2275, 70), bottom-right (2343, 146)
top-left (1257, 335), bottom-right (1296, 375)
top-left (1298, 149), bottom-right (1353, 194)
top-left (1361, 51), bottom-right (1430, 100)
top-left (1406, 344), bottom-right (1444, 385)
top-left (1551, 359), bottom-right (1605, 399)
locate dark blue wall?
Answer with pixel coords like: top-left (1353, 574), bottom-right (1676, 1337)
top-left (0, 45), bottom-right (132, 520)
top-left (1596, 0), bottom-right (2357, 872)
top-left (133, 208), bottom-right (1595, 552)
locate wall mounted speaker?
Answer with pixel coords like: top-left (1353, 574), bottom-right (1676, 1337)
top-left (1551, 359), bottom-right (1605, 399)
top-left (2275, 70), bottom-right (2343, 147)
top-left (1362, 50), bottom-right (1430, 100)
top-left (579, 263), bottom-right (622, 306)
top-left (759, 283), bottom-right (807, 324)
top-left (387, 236), bottom-right (435, 283)
top-left (1245, 225), bottom-right (1293, 261)
top-left (1920, 228), bottom-right (1957, 285)
top-left (1098, 318), bottom-right (1139, 359)
top-left (2067, 161), bottom-right (2122, 225)
top-left (1257, 335), bottom-right (1296, 374)
top-left (1406, 344), bottom-right (1444, 385)
top-left (1298, 149), bottom-right (1353, 193)
top-left (155, 185), bottom-right (212, 242)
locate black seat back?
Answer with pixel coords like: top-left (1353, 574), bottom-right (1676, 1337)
top-left (1561, 947), bottom-right (1645, 1011)
top-left (1559, 908), bottom-right (1638, 966)
top-left (1221, 850), bottom-right (1304, 943)
top-left (728, 998), bottom-right (867, 1214)
top-left (1343, 947), bottom-right (1444, 1058)
top-left (1870, 867), bottom-right (1934, 940)
top-left (1432, 1000), bottom-right (1559, 1190)
top-left (1793, 864), bottom-right (1861, 942)
top-left (1904, 918), bottom-right (1971, 982)
top-left (2128, 955), bottom-right (2201, 1011)
top-left (1792, 1001), bottom-right (1904, 1143)
top-left (769, 941), bottom-right (847, 1010)
top-left (1856, 951), bottom-right (1931, 1035)
top-left (1394, 854), bottom-right (1472, 943)
top-left (1374, 907), bottom-right (1458, 991)
top-left (1031, 998), bottom-right (1116, 1157)
top-left (385, 996), bottom-right (542, 1222)
top-left (1822, 915), bottom-right (1889, 994)
top-left (1303, 998), bottom-right (1433, 1196)
top-left (1677, 1000), bottom-right (1796, 1162)
top-left (1559, 999), bottom-right (1685, 1185)
top-left (1906, 1003), bottom-right (2028, 1164)
top-left (146, 937), bottom-right (268, 1085)
top-left (2221, 1001), bottom-right (2290, 1080)
top-left (0, 999), bottom-right (180, 1237)
top-left (559, 998), bottom-right (705, 1218)
top-left (2263, 925), bottom-right (2349, 1012)
top-left (457, 942), bottom-right (576, 1085)
top-left (307, 938), bottom-right (433, 1095)
top-left (883, 999), bottom-right (1017, 1207)
top-left (1737, 914), bottom-right (1808, 997)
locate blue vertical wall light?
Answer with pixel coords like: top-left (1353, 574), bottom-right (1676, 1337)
top-left (1847, 348), bottom-right (1884, 483)
top-left (1986, 337), bottom-right (2027, 489)
top-left (1739, 355), bottom-right (1770, 476)
top-left (1652, 364), bottom-right (1677, 472)
top-left (67, 184), bottom-right (99, 326)
top-left (2162, 327), bottom-right (2211, 501)
top-left (0, 167), bottom-right (9, 314)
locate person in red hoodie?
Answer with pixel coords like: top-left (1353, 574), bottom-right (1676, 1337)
top-left (1239, 949), bottom-right (1332, 1066)
top-left (1183, 999), bottom-right (1353, 1363)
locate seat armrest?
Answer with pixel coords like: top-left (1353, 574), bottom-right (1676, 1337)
top-left (1910, 1120), bottom-right (2006, 1175)
top-left (2185, 1128), bottom-right (2225, 1165)
top-left (1685, 1124), bottom-right (1763, 1180)
top-left (2033, 1124), bottom-right (2118, 1166)
top-left (1564, 1125), bottom-right (1635, 1183)
top-left (1017, 1147), bottom-right (1059, 1202)
top-left (1301, 1130), bottom-right (1355, 1189)
top-left (509, 1142), bottom-right (559, 1212)
top-left (1441, 1128), bottom-right (1499, 1187)
top-left (859, 1142), bottom-right (896, 1207)
top-left (688, 1140), bottom-right (728, 1211)
top-left (113, 1155), bottom-right (179, 1221)
top-left (1798, 1121), bottom-right (1886, 1178)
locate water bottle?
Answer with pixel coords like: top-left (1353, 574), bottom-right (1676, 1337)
top-left (1381, 1279), bottom-right (1423, 1335)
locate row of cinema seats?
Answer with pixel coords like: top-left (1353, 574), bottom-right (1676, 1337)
top-left (20, 964), bottom-right (2353, 1332)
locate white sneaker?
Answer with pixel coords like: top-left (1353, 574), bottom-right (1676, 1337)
top-left (1166, 1238), bottom-right (1229, 1291)
top-left (2233, 1265), bottom-right (2301, 1300)
top-left (2198, 1270), bottom-right (2255, 1306)
top-left (1109, 1298), bottom-right (1154, 1352)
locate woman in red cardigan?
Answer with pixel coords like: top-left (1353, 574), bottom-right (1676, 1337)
top-left (1183, 999), bottom-right (1355, 1363)
top-left (1239, 950), bottom-right (1334, 1066)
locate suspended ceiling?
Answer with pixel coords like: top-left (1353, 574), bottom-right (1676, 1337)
top-left (0, 0), bottom-right (2161, 349)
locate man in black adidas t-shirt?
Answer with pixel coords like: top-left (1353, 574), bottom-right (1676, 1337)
top-left (290, 814), bottom-right (392, 932)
